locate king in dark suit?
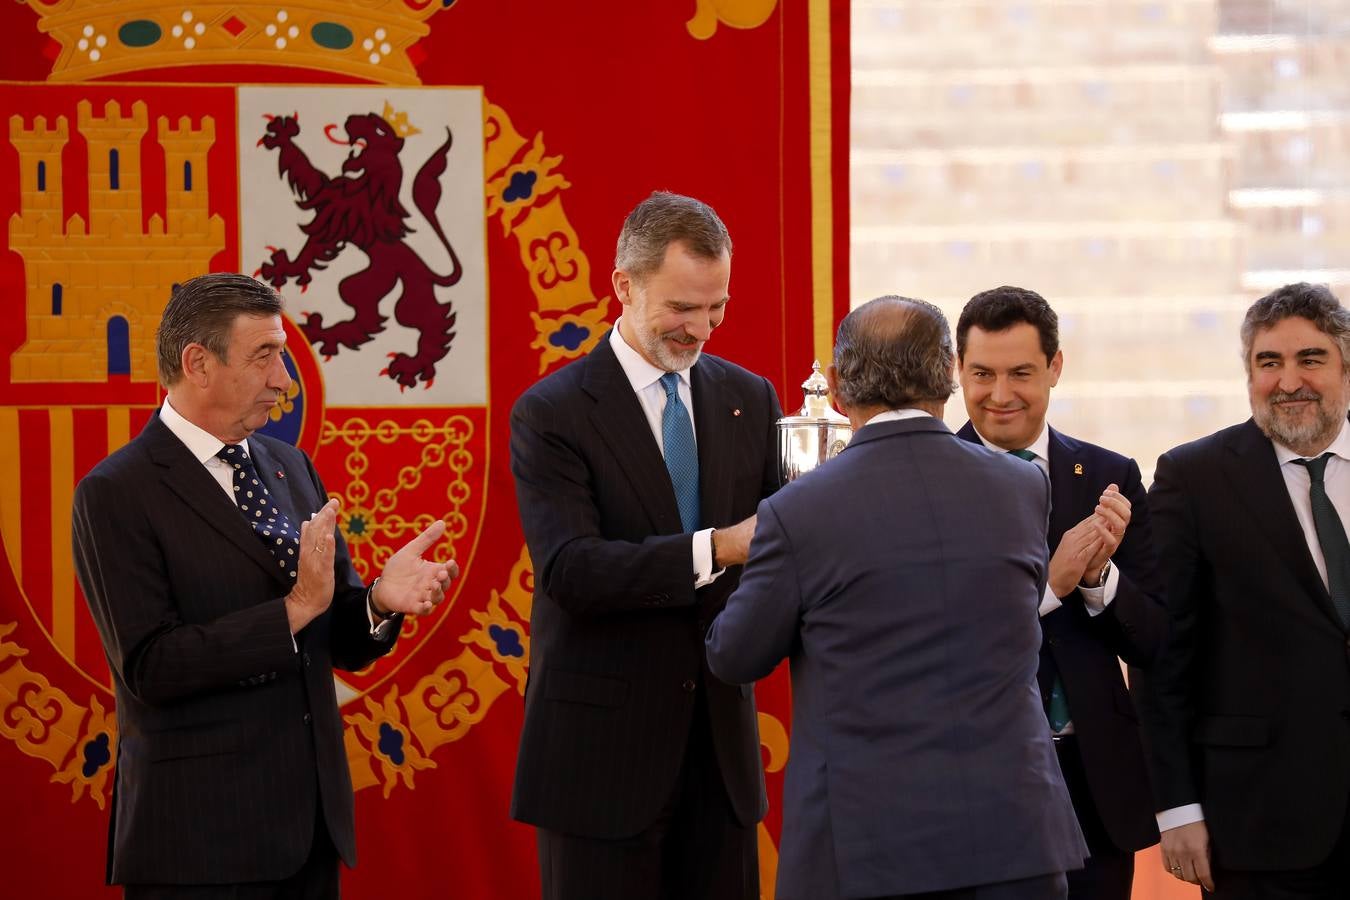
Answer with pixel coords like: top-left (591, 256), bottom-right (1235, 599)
top-left (954, 286), bottom-right (1166, 900)
top-left (508, 192), bottom-right (781, 900)
top-left (1135, 282), bottom-right (1350, 899)
top-left (707, 295), bottom-right (1086, 900)
top-left (72, 273), bottom-right (458, 898)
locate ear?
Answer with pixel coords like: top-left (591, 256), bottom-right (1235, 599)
top-left (612, 269), bottom-right (634, 307)
top-left (826, 364), bottom-right (843, 408)
top-left (1048, 349), bottom-right (1064, 388)
top-left (181, 342), bottom-right (212, 387)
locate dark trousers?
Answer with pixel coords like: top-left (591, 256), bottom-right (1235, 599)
top-left (877, 871), bottom-right (1069, 900)
top-left (1205, 796), bottom-right (1350, 900)
top-left (1054, 735), bottom-right (1134, 900)
top-left (536, 688), bottom-right (758, 900)
top-left (124, 803), bottom-right (340, 900)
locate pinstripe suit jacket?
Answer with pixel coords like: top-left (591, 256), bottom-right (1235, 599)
top-left (72, 414), bottom-right (400, 885)
top-left (508, 335), bottom-right (781, 838)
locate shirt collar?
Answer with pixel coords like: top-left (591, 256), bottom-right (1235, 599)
top-left (973, 423), bottom-right (1049, 462)
top-left (610, 318), bottom-right (691, 394)
top-left (1273, 418), bottom-right (1350, 467)
top-left (159, 398), bottom-right (251, 464)
top-left (862, 408), bottom-right (933, 427)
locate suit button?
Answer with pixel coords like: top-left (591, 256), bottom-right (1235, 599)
top-left (303, 713), bottom-right (312, 725)
top-left (681, 680), bottom-right (696, 693)
top-left (302, 653), bottom-right (311, 668)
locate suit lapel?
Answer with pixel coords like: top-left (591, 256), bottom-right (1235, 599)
top-left (144, 416), bottom-right (297, 589)
top-left (692, 358), bottom-right (738, 530)
top-left (247, 439), bottom-right (307, 524)
top-left (957, 420), bottom-right (1072, 546)
top-left (583, 337), bottom-right (684, 535)
top-left (1224, 419), bottom-right (1342, 626)
top-left (1046, 428), bottom-right (1088, 551)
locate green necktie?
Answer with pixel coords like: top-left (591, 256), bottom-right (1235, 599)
top-left (1009, 447), bottom-right (1071, 730)
top-left (1294, 453), bottom-right (1350, 628)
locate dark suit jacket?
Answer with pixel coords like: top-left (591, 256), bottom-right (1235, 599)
top-left (1134, 418), bottom-right (1350, 870)
top-left (71, 415), bottom-right (400, 885)
top-left (707, 417), bottom-right (1087, 900)
top-left (508, 334), bottom-right (781, 839)
top-left (958, 422), bottom-right (1165, 852)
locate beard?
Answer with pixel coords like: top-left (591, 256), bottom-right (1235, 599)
top-left (1252, 386), bottom-right (1347, 454)
top-left (641, 328), bottom-right (702, 372)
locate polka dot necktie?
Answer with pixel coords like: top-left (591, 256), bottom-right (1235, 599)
top-left (1010, 447), bottom-right (1072, 731)
top-left (659, 372), bottom-right (700, 533)
top-left (216, 444), bottom-right (299, 581)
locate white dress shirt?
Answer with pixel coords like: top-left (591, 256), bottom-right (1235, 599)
top-left (1159, 419), bottom-right (1350, 833)
top-left (609, 322), bottom-right (721, 587)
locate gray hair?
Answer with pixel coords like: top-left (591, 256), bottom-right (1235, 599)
top-left (157, 273), bottom-right (283, 386)
top-left (833, 295), bottom-right (957, 410)
top-left (1240, 282), bottom-right (1350, 374)
top-left (614, 191), bottom-right (732, 281)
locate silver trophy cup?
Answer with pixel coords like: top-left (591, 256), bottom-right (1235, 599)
top-left (777, 361), bottom-right (852, 483)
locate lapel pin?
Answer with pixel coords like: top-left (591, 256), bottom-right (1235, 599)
top-left (732, 408), bottom-right (742, 417)
top-left (1073, 463), bottom-right (1084, 476)
top-left (275, 470), bottom-right (285, 479)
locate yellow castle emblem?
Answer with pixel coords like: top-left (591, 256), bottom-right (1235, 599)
top-left (7, 100), bottom-right (225, 383)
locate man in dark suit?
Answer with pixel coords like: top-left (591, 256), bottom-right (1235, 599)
top-left (954, 286), bottom-right (1166, 900)
top-left (72, 272), bottom-right (458, 898)
top-left (1135, 282), bottom-right (1350, 899)
top-left (508, 191), bottom-right (781, 900)
top-left (706, 295), bottom-right (1086, 900)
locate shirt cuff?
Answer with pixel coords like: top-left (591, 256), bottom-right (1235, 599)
top-left (1079, 561), bottom-right (1120, 616)
top-left (1157, 804), bottom-right (1205, 831)
top-left (693, 528), bottom-right (723, 588)
top-left (366, 578), bottom-right (398, 639)
top-left (1038, 584), bottom-right (1062, 617)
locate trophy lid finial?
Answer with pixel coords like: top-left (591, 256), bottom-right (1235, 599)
top-left (792, 360), bottom-right (847, 422)
top-left (802, 360), bottom-right (829, 397)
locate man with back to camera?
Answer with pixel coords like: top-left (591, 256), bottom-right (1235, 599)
top-left (508, 191), bottom-right (782, 900)
top-left (72, 272), bottom-right (458, 898)
top-left (1135, 282), bottom-right (1350, 898)
top-left (706, 295), bottom-right (1087, 900)
top-left (955, 286), bottom-right (1166, 900)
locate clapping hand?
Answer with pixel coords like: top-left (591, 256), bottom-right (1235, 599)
top-left (370, 519), bottom-right (460, 618)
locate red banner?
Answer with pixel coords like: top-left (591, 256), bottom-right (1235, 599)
top-left (0, 1), bottom-right (849, 897)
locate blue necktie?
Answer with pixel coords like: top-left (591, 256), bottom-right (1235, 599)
top-left (1010, 447), bottom-right (1072, 730)
top-left (660, 372), bottom-right (700, 533)
top-left (216, 444), bottom-right (300, 581)
top-left (1295, 453), bottom-right (1350, 628)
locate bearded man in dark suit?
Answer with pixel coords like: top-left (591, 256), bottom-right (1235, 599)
top-left (73, 272), bottom-right (458, 898)
top-left (1136, 282), bottom-right (1350, 899)
top-left (508, 191), bottom-right (782, 900)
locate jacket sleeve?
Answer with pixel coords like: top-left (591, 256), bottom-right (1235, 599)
top-left (1132, 448), bottom-right (1204, 812)
top-left (303, 449), bottom-right (402, 672)
top-left (510, 388), bottom-right (699, 617)
top-left (705, 497), bottom-right (802, 684)
top-left (1092, 456), bottom-right (1168, 667)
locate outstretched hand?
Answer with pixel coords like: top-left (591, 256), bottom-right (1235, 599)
top-left (371, 519), bottom-right (460, 617)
